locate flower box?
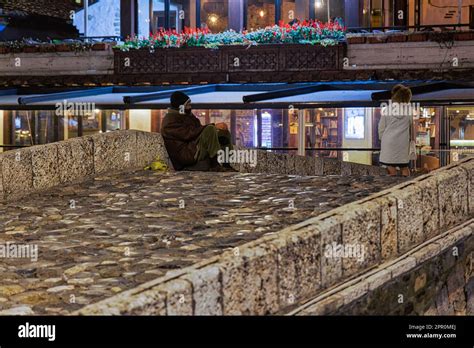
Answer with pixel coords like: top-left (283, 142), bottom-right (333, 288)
top-left (114, 43), bottom-right (345, 83)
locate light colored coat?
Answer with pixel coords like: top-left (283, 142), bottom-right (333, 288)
top-left (378, 113), bottom-right (412, 165)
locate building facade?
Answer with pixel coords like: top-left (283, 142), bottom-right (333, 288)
top-left (71, 0), bottom-right (474, 38)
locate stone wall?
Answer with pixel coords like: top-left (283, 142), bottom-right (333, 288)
top-left (233, 148), bottom-right (387, 176)
top-left (0, 50), bottom-right (114, 77)
top-left (294, 220), bottom-right (474, 315)
top-left (0, 130), bottom-right (171, 202)
top-left (75, 156), bottom-right (474, 315)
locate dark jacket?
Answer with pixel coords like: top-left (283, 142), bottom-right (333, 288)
top-left (161, 108), bottom-right (206, 170)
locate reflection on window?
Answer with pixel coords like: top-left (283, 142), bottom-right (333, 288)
top-left (235, 110), bottom-right (257, 148)
top-left (171, 0), bottom-right (191, 32)
top-left (247, 0), bottom-right (275, 30)
top-left (449, 107), bottom-right (474, 153)
top-left (416, 107), bottom-right (441, 172)
top-left (11, 111), bottom-right (57, 146)
top-left (201, 0), bottom-right (228, 32)
top-left (280, 0), bottom-right (296, 24)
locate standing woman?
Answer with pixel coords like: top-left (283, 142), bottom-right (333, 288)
top-left (378, 84), bottom-right (414, 177)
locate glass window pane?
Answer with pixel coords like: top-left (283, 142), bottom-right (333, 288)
top-left (201, 0), bottom-right (229, 32)
top-left (235, 110), bottom-right (258, 148)
top-left (448, 106), bottom-right (474, 162)
top-left (247, 0), bottom-right (275, 29)
top-left (281, 0), bottom-right (296, 24)
top-left (72, 0), bottom-right (121, 37)
top-left (105, 110), bottom-right (126, 131)
top-left (171, 0), bottom-right (192, 32)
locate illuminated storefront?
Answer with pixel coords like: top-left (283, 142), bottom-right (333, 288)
top-left (1, 82), bottom-right (473, 172)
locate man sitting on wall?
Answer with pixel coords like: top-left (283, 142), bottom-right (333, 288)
top-left (161, 91), bottom-right (234, 171)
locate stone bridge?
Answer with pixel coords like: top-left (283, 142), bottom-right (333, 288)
top-left (0, 130), bottom-right (472, 315)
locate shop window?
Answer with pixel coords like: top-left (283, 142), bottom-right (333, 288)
top-left (247, 0), bottom-right (276, 29)
top-left (170, 0), bottom-right (192, 32)
top-left (234, 110), bottom-right (258, 148)
top-left (200, 0), bottom-right (229, 32)
top-left (416, 107), bottom-right (441, 172)
top-left (72, 0), bottom-right (122, 37)
top-left (314, 0), bottom-right (345, 23)
top-left (280, 0), bottom-right (296, 24)
top-left (11, 111), bottom-right (58, 146)
top-left (448, 106), bottom-right (474, 162)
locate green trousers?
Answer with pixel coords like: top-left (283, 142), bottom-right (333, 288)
top-left (194, 125), bottom-right (233, 162)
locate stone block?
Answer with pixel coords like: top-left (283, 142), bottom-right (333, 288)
top-left (294, 155), bottom-right (315, 176)
top-left (182, 265), bottom-right (222, 315)
top-left (317, 217), bottom-right (343, 288)
top-left (78, 287), bottom-right (167, 315)
top-left (460, 159), bottom-right (474, 214)
top-left (297, 294), bottom-right (344, 315)
top-left (92, 130), bottom-right (138, 175)
top-left (31, 143), bottom-right (60, 191)
top-left (124, 288), bottom-right (167, 315)
top-left (286, 154), bottom-right (296, 175)
top-left (266, 152), bottom-right (287, 175)
top-left (416, 175), bottom-right (440, 240)
top-left (341, 201), bottom-right (381, 276)
top-left (339, 281), bottom-right (369, 305)
top-left (341, 161), bottom-right (351, 176)
top-left (57, 136), bottom-right (95, 184)
top-left (156, 279), bottom-right (193, 315)
top-left (387, 256), bottom-right (417, 278)
top-left (220, 243), bottom-right (278, 315)
top-left (251, 150), bottom-right (268, 173)
top-left (435, 285), bottom-right (455, 315)
top-left (1, 148), bottom-right (33, 200)
top-left (373, 195), bottom-right (398, 261)
top-left (367, 165), bottom-right (385, 176)
top-left (0, 155), bottom-right (3, 200)
top-left (391, 185), bottom-right (424, 254)
top-left (135, 131), bottom-right (172, 169)
top-left (350, 163), bottom-right (369, 176)
top-left (366, 269), bottom-right (392, 290)
top-left (273, 226), bottom-right (321, 308)
top-left (314, 157), bottom-right (324, 176)
top-left (323, 158), bottom-right (341, 175)
top-left (437, 167), bottom-right (469, 231)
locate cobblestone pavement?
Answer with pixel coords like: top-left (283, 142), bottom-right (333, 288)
top-left (0, 170), bottom-right (406, 315)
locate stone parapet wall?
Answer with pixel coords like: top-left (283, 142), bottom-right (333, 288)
top-left (75, 156), bottom-right (474, 315)
top-left (0, 130), bottom-right (171, 201)
top-left (0, 50), bottom-right (114, 77)
top-left (294, 220), bottom-right (474, 315)
top-left (232, 148), bottom-right (387, 176)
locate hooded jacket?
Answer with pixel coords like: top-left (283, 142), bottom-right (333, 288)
top-left (161, 108), bottom-right (206, 170)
